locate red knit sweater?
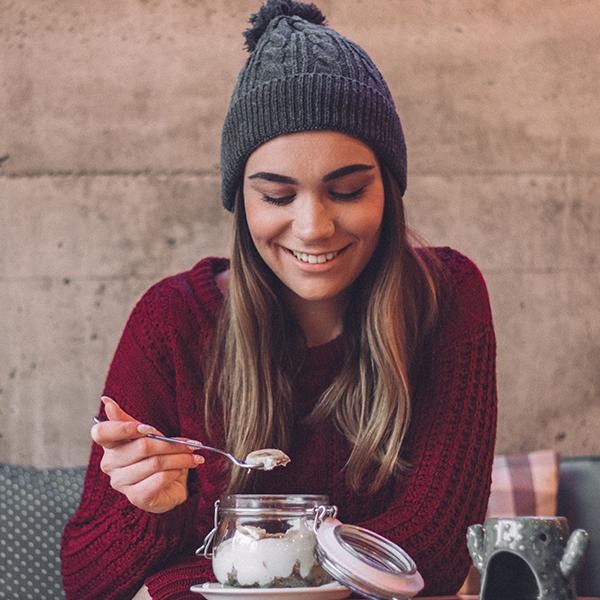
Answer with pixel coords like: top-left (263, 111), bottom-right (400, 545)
top-left (61, 247), bottom-right (497, 599)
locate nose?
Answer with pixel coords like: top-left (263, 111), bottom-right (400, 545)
top-left (291, 195), bottom-right (335, 242)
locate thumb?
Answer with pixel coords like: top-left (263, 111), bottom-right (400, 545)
top-left (101, 396), bottom-right (137, 423)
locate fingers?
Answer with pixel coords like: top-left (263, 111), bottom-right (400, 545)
top-left (106, 452), bottom-right (205, 488)
top-left (100, 435), bottom-right (198, 470)
top-left (122, 472), bottom-right (189, 513)
top-left (90, 396), bottom-right (206, 513)
top-left (91, 397), bottom-right (164, 449)
top-left (102, 396), bottom-right (136, 422)
top-left (91, 419), bottom-right (146, 448)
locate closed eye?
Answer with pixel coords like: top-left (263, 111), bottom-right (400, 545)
top-left (261, 187), bottom-right (366, 206)
top-left (260, 193), bottom-right (295, 206)
top-left (331, 187), bottom-right (366, 201)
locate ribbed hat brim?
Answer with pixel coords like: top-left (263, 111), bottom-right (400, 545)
top-left (220, 72), bottom-right (407, 211)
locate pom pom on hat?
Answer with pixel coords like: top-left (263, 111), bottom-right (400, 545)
top-left (243, 0), bottom-right (327, 52)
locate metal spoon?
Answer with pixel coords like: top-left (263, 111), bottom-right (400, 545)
top-left (92, 416), bottom-right (290, 471)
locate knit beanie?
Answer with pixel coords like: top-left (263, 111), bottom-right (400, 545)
top-left (220, 0), bottom-right (407, 212)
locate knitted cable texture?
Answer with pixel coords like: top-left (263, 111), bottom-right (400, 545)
top-left (61, 247), bottom-right (497, 599)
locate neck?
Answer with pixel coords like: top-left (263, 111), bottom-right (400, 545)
top-left (283, 291), bottom-right (349, 348)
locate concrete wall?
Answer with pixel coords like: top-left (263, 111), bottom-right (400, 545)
top-left (1, 0), bottom-right (599, 466)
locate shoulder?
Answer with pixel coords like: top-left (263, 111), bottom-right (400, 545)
top-left (126, 256), bottom-right (229, 336)
top-left (423, 247), bottom-right (494, 346)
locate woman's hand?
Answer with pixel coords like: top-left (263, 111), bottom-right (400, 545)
top-left (91, 396), bottom-right (205, 514)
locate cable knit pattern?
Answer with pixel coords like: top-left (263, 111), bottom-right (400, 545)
top-left (61, 247), bottom-right (497, 599)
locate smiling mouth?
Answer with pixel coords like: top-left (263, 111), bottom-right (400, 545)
top-left (285, 246), bottom-right (349, 264)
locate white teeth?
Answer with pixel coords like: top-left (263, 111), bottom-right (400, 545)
top-left (291, 249), bottom-right (340, 264)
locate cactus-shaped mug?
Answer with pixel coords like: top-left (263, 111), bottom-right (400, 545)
top-left (467, 517), bottom-right (588, 600)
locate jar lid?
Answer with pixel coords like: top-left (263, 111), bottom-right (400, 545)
top-left (314, 516), bottom-right (424, 600)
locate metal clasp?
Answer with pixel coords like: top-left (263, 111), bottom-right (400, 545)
top-left (312, 504), bottom-right (338, 534)
top-left (195, 499), bottom-right (220, 559)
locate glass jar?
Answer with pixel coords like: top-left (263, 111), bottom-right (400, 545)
top-left (201, 494), bottom-right (334, 588)
top-left (196, 493), bottom-right (425, 598)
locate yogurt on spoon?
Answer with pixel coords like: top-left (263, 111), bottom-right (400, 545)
top-left (245, 449), bottom-right (291, 470)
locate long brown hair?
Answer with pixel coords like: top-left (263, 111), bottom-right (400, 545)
top-left (204, 163), bottom-right (440, 494)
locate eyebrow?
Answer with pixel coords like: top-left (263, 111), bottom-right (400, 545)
top-left (247, 163), bottom-right (375, 185)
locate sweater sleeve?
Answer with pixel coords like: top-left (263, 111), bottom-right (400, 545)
top-left (60, 281), bottom-right (205, 600)
top-left (355, 254), bottom-right (498, 594)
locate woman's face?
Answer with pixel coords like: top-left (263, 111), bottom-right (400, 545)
top-left (242, 131), bottom-right (385, 307)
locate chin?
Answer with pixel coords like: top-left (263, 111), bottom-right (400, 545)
top-left (289, 286), bottom-right (345, 303)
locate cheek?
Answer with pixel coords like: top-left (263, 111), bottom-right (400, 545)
top-left (244, 199), bottom-right (285, 250)
top-left (244, 199), bottom-right (267, 240)
top-left (349, 202), bottom-right (384, 243)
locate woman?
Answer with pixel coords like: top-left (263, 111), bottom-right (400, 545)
top-left (61, 1), bottom-right (497, 598)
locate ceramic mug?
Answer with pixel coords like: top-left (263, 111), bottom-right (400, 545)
top-left (467, 516), bottom-right (589, 600)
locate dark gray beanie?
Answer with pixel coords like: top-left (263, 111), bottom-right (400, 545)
top-left (220, 0), bottom-right (407, 212)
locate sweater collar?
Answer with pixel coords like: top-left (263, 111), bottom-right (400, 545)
top-left (302, 334), bottom-right (346, 370)
top-left (192, 256), bottom-right (347, 369)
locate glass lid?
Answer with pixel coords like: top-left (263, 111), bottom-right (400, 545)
top-left (313, 508), bottom-right (424, 600)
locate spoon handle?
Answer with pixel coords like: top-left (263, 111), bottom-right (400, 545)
top-left (92, 416), bottom-right (255, 468)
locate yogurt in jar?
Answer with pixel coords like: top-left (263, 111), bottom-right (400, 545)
top-left (212, 523), bottom-right (330, 587)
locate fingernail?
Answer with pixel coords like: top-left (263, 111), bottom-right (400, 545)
top-left (193, 455), bottom-right (205, 464)
top-left (137, 424), bottom-right (157, 435)
top-left (101, 396), bottom-right (118, 407)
